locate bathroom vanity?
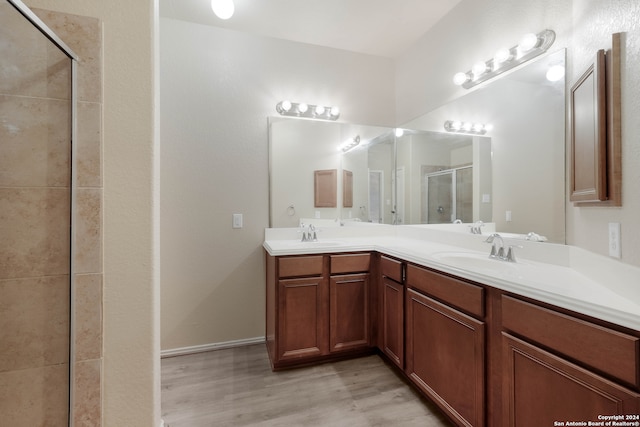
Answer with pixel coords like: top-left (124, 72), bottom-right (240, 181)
top-left (264, 226), bottom-right (640, 427)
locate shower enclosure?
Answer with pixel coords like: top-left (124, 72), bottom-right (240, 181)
top-left (0, 0), bottom-right (77, 424)
top-left (423, 166), bottom-right (473, 224)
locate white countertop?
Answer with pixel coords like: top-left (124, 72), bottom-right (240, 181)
top-left (264, 224), bottom-right (640, 331)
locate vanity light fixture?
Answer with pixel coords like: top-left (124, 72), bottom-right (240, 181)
top-left (453, 29), bottom-right (556, 89)
top-left (546, 63), bottom-right (565, 82)
top-left (444, 120), bottom-right (492, 135)
top-left (339, 135), bottom-right (360, 153)
top-left (276, 101), bottom-right (340, 120)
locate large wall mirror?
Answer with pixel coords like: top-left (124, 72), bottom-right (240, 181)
top-left (269, 48), bottom-right (566, 243)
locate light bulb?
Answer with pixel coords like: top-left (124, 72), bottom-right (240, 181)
top-left (519, 33), bottom-right (539, 52)
top-left (395, 128), bottom-right (404, 137)
top-left (315, 105), bottom-right (325, 115)
top-left (473, 123), bottom-right (484, 132)
top-left (297, 103), bottom-right (308, 113)
top-left (330, 106), bottom-right (340, 117)
top-left (484, 124), bottom-right (494, 132)
top-left (546, 64), bottom-right (565, 82)
top-left (281, 100), bottom-right (291, 112)
top-left (472, 61), bottom-right (488, 76)
top-left (211, 0), bottom-right (234, 20)
top-left (451, 121), bottom-right (462, 131)
top-left (462, 122), bottom-right (473, 132)
top-left (494, 48), bottom-right (512, 66)
top-left (453, 72), bottom-right (469, 86)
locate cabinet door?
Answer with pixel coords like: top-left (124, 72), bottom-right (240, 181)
top-left (277, 277), bottom-right (328, 361)
top-left (382, 277), bottom-right (404, 368)
top-left (406, 288), bottom-right (485, 427)
top-left (329, 273), bottom-right (369, 352)
top-left (503, 333), bottom-right (640, 427)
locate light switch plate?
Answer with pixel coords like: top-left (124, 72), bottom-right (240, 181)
top-left (608, 222), bottom-right (621, 258)
top-left (232, 213), bottom-right (243, 229)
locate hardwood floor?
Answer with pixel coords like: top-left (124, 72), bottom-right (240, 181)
top-left (161, 344), bottom-right (453, 426)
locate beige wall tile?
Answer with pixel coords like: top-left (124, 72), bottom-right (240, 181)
top-left (0, 363), bottom-right (69, 426)
top-left (75, 188), bottom-right (102, 274)
top-left (0, 276), bottom-right (70, 372)
top-left (74, 359), bottom-right (102, 426)
top-left (0, 3), bottom-right (70, 100)
top-left (32, 9), bottom-right (102, 103)
top-left (0, 188), bottom-right (70, 279)
top-left (0, 95), bottom-right (71, 187)
top-left (75, 274), bottom-right (103, 361)
top-left (77, 101), bottom-right (102, 188)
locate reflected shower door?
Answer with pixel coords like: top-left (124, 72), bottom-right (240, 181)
top-left (368, 170), bottom-right (383, 223)
top-left (426, 172), bottom-right (453, 224)
top-left (456, 167), bottom-right (473, 223)
top-left (0, 1), bottom-right (72, 425)
top-left (424, 166), bottom-right (473, 224)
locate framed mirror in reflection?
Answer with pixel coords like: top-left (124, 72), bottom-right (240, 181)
top-left (268, 48), bottom-right (566, 243)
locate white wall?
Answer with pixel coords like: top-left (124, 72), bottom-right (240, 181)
top-left (396, 0), bottom-right (640, 266)
top-left (160, 17), bottom-right (395, 350)
top-left (26, 0), bottom-right (160, 425)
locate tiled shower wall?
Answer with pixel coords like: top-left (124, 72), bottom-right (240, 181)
top-left (0, 5), bottom-right (103, 425)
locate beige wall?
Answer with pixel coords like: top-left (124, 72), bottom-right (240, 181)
top-left (26, 0), bottom-right (160, 425)
top-left (159, 18), bottom-right (395, 352)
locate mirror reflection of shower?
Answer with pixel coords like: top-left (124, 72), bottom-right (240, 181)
top-left (424, 166), bottom-right (473, 224)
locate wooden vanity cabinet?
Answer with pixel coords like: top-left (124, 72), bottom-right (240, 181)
top-left (405, 264), bottom-right (486, 427)
top-left (501, 295), bottom-right (640, 426)
top-left (329, 253), bottom-right (371, 353)
top-left (379, 255), bottom-right (405, 369)
top-left (266, 252), bottom-right (373, 369)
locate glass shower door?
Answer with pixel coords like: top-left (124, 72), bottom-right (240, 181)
top-left (424, 166), bottom-right (473, 224)
top-left (0, 1), bottom-right (73, 424)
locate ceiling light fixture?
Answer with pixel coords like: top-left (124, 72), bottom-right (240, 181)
top-left (276, 101), bottom-right (340, 120)
top-left (453, 29), bottom-right (556, 89)
top-left (444, 120), bottom-right (492, 135)
top-left (211, 0), bottom-right (235, 20)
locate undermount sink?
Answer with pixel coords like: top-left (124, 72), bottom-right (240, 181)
top-left (431, 251), bottom-right (520, 273)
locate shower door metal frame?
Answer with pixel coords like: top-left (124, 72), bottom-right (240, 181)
top-left (6, 1), bottom-right (79, 425)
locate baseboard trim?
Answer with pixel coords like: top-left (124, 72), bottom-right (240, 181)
top-left (161, 336), bottom-right (266, 358)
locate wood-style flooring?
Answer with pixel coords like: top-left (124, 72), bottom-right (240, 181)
top-left (161, 344), bottom-right (453, 426)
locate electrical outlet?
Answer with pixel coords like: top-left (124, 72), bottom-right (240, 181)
top-left (608, 222), bottom-right (621, 258)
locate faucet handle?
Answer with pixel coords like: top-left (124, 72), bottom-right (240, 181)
top-left (505, 245), bottom-right (523, 262)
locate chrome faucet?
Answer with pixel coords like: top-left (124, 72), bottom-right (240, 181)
top-left (308, 224), bottom-right (318, 242)
top-left (484, 233), bottom-right (520, 262)
top-left (470, 220), bottom-right (485, 234)
top-left (300, 223), bottom-right (318, 242)
top-left (484, 233), bottom-right (504, 259)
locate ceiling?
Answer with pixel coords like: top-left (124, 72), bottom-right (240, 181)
top-left (159, 0), bottom-right (463, 58)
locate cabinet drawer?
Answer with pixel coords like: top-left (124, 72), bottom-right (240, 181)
top-left (330, 253), bottom-right (371, 274)
top-left (380, 256), bottom-right (403, 283)
top-left (502, 295), bottom-right (640, 388)
top-left (278, 255), bottom-right (323, 278)
top-left (406, 264), bottom-right (484, 318)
